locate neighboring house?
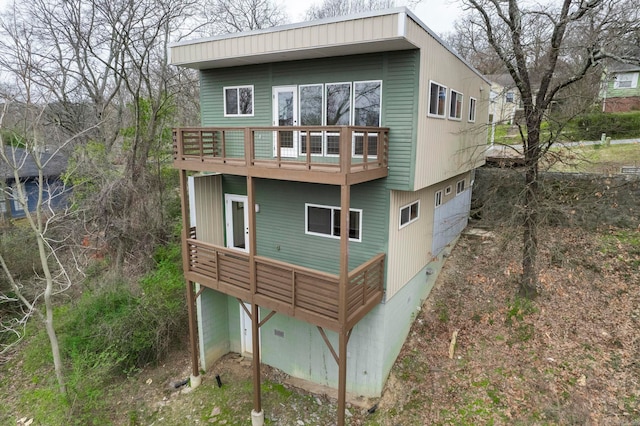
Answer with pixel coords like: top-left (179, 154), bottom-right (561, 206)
top-left (0, 146), bottom-right (69, 220)
top-left (601, 63), bottom-right (640, 112)
top-left (170, 8), bottom-right (489, 424)
top-left (485, 73), bottom-right (521, 125)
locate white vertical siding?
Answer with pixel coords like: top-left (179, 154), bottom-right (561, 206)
top-left (405, 19), bottom-right (490, 190)
top-left (194, 174), bottom-right (224, 245)
top-left (386, 187), bottom-right (434, 300)
top-left (386, 171), bottom-right (472, 300)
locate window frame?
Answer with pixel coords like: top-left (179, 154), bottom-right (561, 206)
top-left (468, 97), bottom-right (477, 123)
top-left (223, 85), bottom-right (254, 117)
top-left (445, 185), bottom-right (452, 195)
top-left (352, 80), bottom-right (382, 159)
top-left (399, 200), bottom-right (420, 229)
top-left (449, 89), bottom-right (463, 120)
top-left (505, 91), bottom-right (515, 103)
top-left (298, 83), bottom-right (325, 156)
top-left (614, 72), bottom-right (639, 89)
top-left (305, 203), bottom-right (362, 242)
top-left (428, 80), bottom-right (448, 118)
top-left (435, 190), bottom-right (443, 207)
top-left (456, 179), bottom-right (466, 195)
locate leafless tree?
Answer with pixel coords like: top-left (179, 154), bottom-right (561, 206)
top-left (458, 0), bottom-right (640, 297)
top-left (199, 0), bottom-right (287, 35)
top-left (305, 0), bottom-right (395, 20)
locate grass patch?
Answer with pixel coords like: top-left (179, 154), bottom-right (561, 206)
top-left (549, 143), bottom-right (640, 173)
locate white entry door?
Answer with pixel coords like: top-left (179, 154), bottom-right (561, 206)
top-left (272, 86), bottom-right (298, 157)
top-left (240, 302), bottom-right (260, 356)
top-left (225, 194), bottom-right (249, 253)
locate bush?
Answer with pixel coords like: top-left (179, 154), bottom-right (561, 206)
top-left (61, 242), bottom-right (186, 373)
top-left (568, 111), bottom-right (640, 140)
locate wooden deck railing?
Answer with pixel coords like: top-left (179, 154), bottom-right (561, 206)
top-left (173, 126), bottom-right (389, 181)
top-left (185, 238), bottom-right (384, 329)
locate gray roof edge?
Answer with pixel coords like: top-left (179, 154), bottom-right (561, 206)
top-left (170, 7), bottom-right (412, 48)
top-left (170, 6), bottom-right (490, 85)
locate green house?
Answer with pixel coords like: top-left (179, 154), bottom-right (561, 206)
top-left (170, 7), bottom-right (489, 425)
top-left (601, 63), bottom-right (640, 112)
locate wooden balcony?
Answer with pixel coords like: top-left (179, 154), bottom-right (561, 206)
top-left (185, 236), bottom-right (385, 332)
top-left (172, 126), bottom-right (389, 185)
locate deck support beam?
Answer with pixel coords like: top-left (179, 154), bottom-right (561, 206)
top-left (338, 180), bottom-right (350, 426)
top-left (179, 169), bottom-right (200, 384)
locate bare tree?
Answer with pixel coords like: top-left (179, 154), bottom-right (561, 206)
top-left (305, 0), bottom-right (395, 20)
top-left (458, 0), bottom-right (639, 297)
top-left (199, 0), bottom-right (287, 35)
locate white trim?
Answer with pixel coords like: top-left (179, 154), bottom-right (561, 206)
top-left (455, 179), bottom-right (466, 195)
top-left (614, 72), bottom-right (639, 89)
top-left (449, 89), bottom-right (463, 120)
top-left (445, 185), bottom-right (452, 195)
top-left (240, 302), bottom-right (261, 357)
top-left (223, 85), bottom-right (254, 117)
top-left (399, 200), bottom-right (420, 229)
top-left (434, 190), bottom-right (443, 208)
top-left (428, 80), bottom-right (447, 118)
top-left (225, 194), bottom-right (249, 252)
top-left (305, 203), bottom-right (362, 242)
top-left (468, 97), bottom-right (477, 123)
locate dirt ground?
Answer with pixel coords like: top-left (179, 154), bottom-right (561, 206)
top-left (4, 225), bottom-right (639, 425)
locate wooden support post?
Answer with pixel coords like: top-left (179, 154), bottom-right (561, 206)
top-left (251, 302), bottom-right (262, 414)
top-left (338, 182), bottom-right (350, 426)
top-left (179, 169), bottom-right (200, 381)
top-left (247, 174), bottom-right (263, 423)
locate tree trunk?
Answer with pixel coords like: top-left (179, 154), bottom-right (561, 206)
top-left (521, 118), bottom-right (541, 299)
top-left (37, 235), bottom-right (67, 395)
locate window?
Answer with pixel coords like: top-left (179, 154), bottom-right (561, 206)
top-left (435, 190), bottom-right (442, 207)
top-left (353, 81), bottom-right (381, 157)
top-left (468, 97), bottom-right (477, 122)
top-left (428, 81), bottom-right (447, 117)
top-left (299, 84), bottom-right (324, 155)
top-left (305, 204), bottom-right (362, 242)
top-left (505, 91), bottom-right (515, 103)
top-left (297, 80), bottom-right (382, 157)
top-left (449, 89), bottom-right (463, 120)
top-left (224, 86), bottom-right (254, 116)
top-left (445, 185), bottom-right (452, 195)
top-left (456, 179), bottom-right (465, 195)
top-left (399, 200), bottom-right (420, 228)
top-left (614, 72), bottom-right (639, 89)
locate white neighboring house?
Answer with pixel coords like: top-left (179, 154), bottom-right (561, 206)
top-left (486, 73), bottom-right (521, 125)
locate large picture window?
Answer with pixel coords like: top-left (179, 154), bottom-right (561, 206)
top-left (428, 81), bottom-right (447, 118)
top-left (296, 80), bottom-right (382, 157)
top-left (305, 203), bottom-right (362, 242)
top-left (224, 85), bottom-right (254, 116)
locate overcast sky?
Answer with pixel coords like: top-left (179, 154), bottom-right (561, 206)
top-left (284, 0), bottom-right (463, 37)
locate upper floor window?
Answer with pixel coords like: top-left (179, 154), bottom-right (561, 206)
top-left (614, 72), bottom-right (639, 89)
top-left (399, 200), bottom-right (420, 228)
top-left (428, 81), bottom-right (447, 118)
top-left (305, 203), bottom-right (362, 242)
top-left (456, 179), bottom-right (466, 195)
top-left (298, 81), bottom-right (382, 157)
top-left (224, 85), bottom-right (254, 116)
top-left (468, 97), bottom-right (477, 122)
top-left (449, 89), bottom-right (463, 120)
top-left (505, 91), bottom-right (515, 103)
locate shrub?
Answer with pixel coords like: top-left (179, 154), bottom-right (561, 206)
top-left (568, 111), bottom-right (640, 140)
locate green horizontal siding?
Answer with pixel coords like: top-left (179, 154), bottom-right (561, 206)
top-left (254, 179), bottom-right (389, 274)
top-left (383, 50), bottom-right (419, 190)
top-left (199, 51), bottom-right (419, 189)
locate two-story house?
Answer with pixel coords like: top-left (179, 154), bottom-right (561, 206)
top-left (170, 8), bottom-right (489, 425)
top-left (601, 63), bottom-right (640, 112)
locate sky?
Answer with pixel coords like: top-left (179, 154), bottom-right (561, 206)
top-left (283, 0), bottom-right (464, 37)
